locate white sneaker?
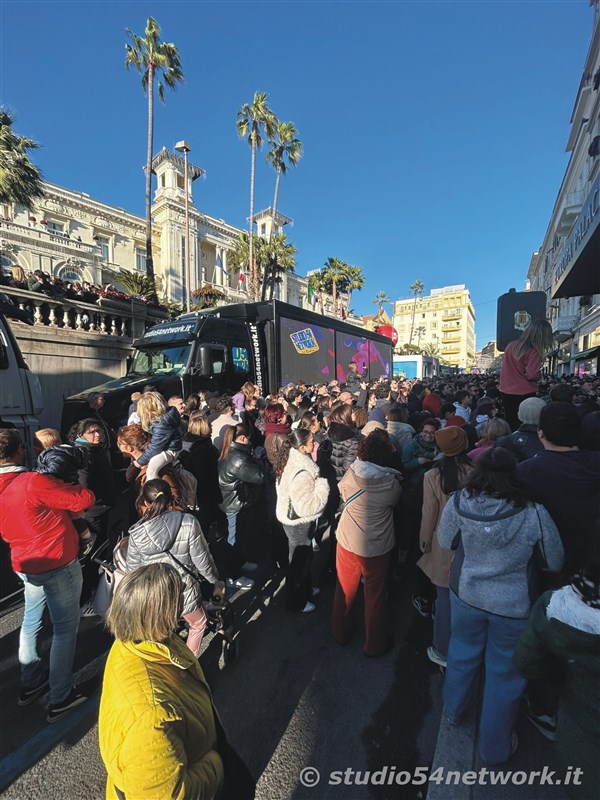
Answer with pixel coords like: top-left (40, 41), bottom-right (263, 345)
top-left (240, 561), bottom-right (258, 573)
top-left (311, 587), bottom-right (321, 598)
top-left (301, 601), bottom-right (316, 613)
top-left (427, 646), bottom-right (447, 668)
top-left (227, 576), bottom-right (254, 590)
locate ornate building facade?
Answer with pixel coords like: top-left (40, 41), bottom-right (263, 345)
top-left (0, 146), bottom-right (340, 317)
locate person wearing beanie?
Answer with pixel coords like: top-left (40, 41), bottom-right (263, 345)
top-left (416, 427), bottom-right (474, 663)
top-left (495, 397), bottom-right (546, 463)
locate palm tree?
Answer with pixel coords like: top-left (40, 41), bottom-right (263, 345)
top-left (408, 280), bottom-right (425, 345)
top-left (192, 284), bottom-right (226, 310)
top-left (117, 270), bottom-right (155, 299)
top-left (125, 17), bottom-right (184, 292)
top-left (0, 109), bottom-right (44, 209)
top-left (265, 233), bottom-right (297, 300)
top-left (322, 257), bottom-right (348, 318)
top-left (373, 291), bottom-right (391, 317)
top-left (227, 232), bottom-right (268, 291)
top-left (307, 270), bottom-right (326, 314)
top-left (266, 120), bottom-right (302, 237)
top-left (236, 92), bottom-right (276, 301)
top-left (421, 341), bottom-right (441, 357)
top-left (342, 266), bottom-right (365, 316)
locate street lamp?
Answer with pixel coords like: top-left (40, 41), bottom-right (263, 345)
top-left (175, 140), bottom-right (192, 312)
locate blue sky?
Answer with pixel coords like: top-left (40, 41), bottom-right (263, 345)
top-left (0, 0), bottom-right (594, 347)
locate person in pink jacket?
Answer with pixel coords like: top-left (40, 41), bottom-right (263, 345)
top-left (499, 319), bottom-right (554, 431)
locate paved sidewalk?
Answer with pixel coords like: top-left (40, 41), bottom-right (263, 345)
top-left (429, 682), bottom-right (571, 800)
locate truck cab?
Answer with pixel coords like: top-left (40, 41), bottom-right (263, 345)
top-left (61, 312), bottom-right (255, 432)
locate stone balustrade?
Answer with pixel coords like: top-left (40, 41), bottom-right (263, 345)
top-left (0, 285), bottom-right (167, 341)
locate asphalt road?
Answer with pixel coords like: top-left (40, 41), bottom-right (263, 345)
top-left (0, 539), bottom-right (444, 800)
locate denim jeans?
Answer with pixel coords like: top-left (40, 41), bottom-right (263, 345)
top-left (226, 512), bottom-right (238, 547)
top-left (444, 592), bottom-right (527, 764)
top-left (433, 586), bottom-right (451, 659)
top-left (18, 559), bottom-right (83, 705)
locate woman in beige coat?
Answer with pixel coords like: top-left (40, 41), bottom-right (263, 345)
top-left (332, 430), bottom-right (402, 657)
top-left (418, 426), bottom-right (474, 667)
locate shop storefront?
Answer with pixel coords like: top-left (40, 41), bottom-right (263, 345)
top-left (574, 346), bottom-right (600, 377)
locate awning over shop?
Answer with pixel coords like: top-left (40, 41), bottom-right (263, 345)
top-left (573, 346), bottom-right (600, 361)
top-left (552, 173), bottom-right (600, 299)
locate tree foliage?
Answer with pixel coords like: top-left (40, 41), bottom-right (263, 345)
top-left (0, 109), bottom-right (44, 209)
top-left (125, 17), bottom-right (183, 293)
top-left (236, 91), bottom-right (276, 301)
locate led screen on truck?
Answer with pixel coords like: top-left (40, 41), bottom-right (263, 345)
top-left (334, 332), bottom-right (391, 383)
top-left (368, 340), bottom-right (392, 381)
top-left (279, 317), bottom-right (335, 387)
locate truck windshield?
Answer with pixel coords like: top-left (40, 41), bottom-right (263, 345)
top-left (128, 343), bottom-right (192, 377)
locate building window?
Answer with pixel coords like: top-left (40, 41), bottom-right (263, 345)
top-left (160, 174), bottom-right (166, 188)
top-left (58, 266), bottom-right (82, 282)
top-left (177, 174), bottom-right (185, 189)
top-left (47, 221), bottom-right (64, 236)
top-left (135, 248), bottom-right (146, 272)
top-left (260, 223), bottom-right (267, 236)
top-left (95, 235), bottom-right (110, 261)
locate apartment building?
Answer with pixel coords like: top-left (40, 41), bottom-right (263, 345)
top-left (527, 0), bottom-right (600, 376)
top-left (392, 284), bottom-right (476, 368)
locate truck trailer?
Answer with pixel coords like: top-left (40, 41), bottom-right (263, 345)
top-left (62, 300), bottom-right (393, 431)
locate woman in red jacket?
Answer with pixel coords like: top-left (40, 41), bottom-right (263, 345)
top-left (499, 319), bottom-right (554, 432)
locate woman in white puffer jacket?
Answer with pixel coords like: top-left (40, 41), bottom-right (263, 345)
top-left (275, 429), bottom-right (329, 614)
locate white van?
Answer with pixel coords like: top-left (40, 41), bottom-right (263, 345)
top-left (0, 296), bottom-right (44, 463)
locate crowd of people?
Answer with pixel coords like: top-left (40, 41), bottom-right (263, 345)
top-left (0, 317), bottom-right (599, 797)
top-left (0, 266), bottom-right (163, 307)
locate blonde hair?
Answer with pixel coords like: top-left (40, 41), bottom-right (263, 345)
top-left (511, 319), bottom-right (554, 361)
top-left (187, 410), bottom-right (211, 437)
top-left (34, 428), bottom-right (61, 451)
top-left (482, 418), bottom-right (512, 443)
top-left (106, 563), bottom-right (182, 643)
top-left (137, 391), bottom-right (168, 432)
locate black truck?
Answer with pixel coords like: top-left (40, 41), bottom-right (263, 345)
top-left (61, 300), bottom-right (393, 431)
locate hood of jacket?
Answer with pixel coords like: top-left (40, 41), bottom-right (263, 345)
top-left (351, 459), bottom-right (401, 484)
top-left (547, 585), bottom-right (600, 636)
top-left (454, 491), bottom-right (527, 548)
top-left (128, 510), bottom-right (185, 556)
top-left (327, 422), bottom-right (357, 443)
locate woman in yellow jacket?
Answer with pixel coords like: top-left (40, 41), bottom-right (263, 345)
top-left (98, 563), bottom-right (224, 800)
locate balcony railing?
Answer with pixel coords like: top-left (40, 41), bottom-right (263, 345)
top-left (0, 220), bottom-right (99, 255)
top-left (556, 191), bottom-right (585, 235)
top-left (0, 285), bottom-right (167, 338)
top-left (551, 314), bottom-right (579, 342)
